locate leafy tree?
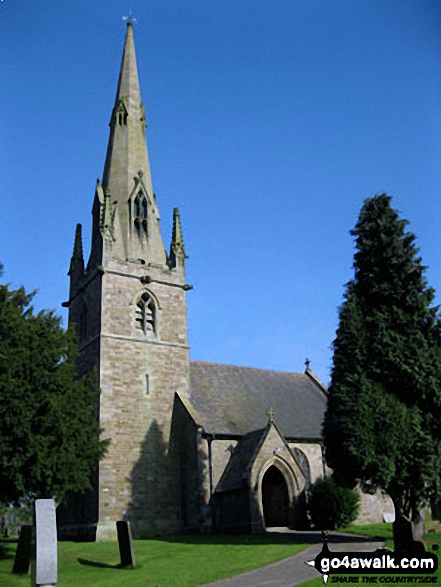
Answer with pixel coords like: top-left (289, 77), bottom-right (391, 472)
top-left (307, 476), bottom-right (359, 530)
top-left (0, 283), bottom-right (108, 504)
top-left (323, 194), bottom-right (441, 545)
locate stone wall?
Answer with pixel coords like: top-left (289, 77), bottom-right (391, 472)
top-left (288, 442), bottom-right (325, 485)
top-left (96, 257), bottom-right (189, 539)
top-left (354, 488), bottom-right (395, 525)
top-left (170, 394), bottom-right (202, 530)
top-left (211, 439), bottom-right (238, 492)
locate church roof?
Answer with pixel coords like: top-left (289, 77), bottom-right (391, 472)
top-left (189, 361), bottom-right (327, 440)
top-left (215, 428), bottom-right (267, 492)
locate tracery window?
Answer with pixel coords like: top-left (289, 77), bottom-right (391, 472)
top-left (133, 192), bottom-right (148, 234)
top-left (136, 292), bottom-right (156, 335)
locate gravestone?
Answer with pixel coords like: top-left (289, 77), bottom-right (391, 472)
top-left (31, 499), bottom-right (57, 587)
top-left (116, 521), bottom-right (136, 567)
top-left (12, 525), bottom-right (32, 574)
top-left (393, 515), bottom-right (414, 552)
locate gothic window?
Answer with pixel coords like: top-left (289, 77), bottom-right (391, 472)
top-left (136, 292), bottom-right (156, 335)
top-left (292, 448), bottom-right (311, 487)
top-left (115, 101), bottom-right (128, 126)
top-left (133, 192), bottom-right (148, 234)
top-left (121, 112), bottom-right (128, 125)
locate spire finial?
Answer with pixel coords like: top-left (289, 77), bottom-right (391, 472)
top-left (69, 223), bottom-right (84, 277)
top-left (266, 406), bottom-right (275, 424)
top-left (73, 224), bottom-right (84, 261)
top-left (305, 357), bottom-right (311, 371)
top-left (169, 208), bottom-right (188, 269)
top-left (122, 11), bottom-right (137, 26)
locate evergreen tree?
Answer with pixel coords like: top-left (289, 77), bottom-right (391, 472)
top-left (323, 194), bottom-right (441, 543)
top-left (0, 283), bottom-right (108, 504)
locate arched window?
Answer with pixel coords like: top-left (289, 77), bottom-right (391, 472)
top-left (136, 292), bottom-right (156, 335)
top-left (292, 448), bottom-right (311, 487)
top-left (133, 192), bottom-right (148, 234)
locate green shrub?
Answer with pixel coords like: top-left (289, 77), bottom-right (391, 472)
top-left (307, 476), bottom-right (359, 530)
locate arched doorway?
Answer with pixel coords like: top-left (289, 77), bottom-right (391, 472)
top-left (262, 465), bottom-right (290, 527)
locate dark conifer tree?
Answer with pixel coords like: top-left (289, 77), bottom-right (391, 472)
top-left (0, 283), bottom-right (108, 504)
top-left (324, 194), bottom-right (441, 543)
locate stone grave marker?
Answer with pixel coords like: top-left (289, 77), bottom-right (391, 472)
top-left (12, 524), bottom-right (32, 574)
top-left (31, 499), bottom-right (57, 587)
top-left (116, 521), bottom-right (136, 567)
top-left (393, 515), bottom-right (414, 552)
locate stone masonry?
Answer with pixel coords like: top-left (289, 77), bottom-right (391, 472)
top-left (64, 23), bottom-right (190, 540)
top-left (61, 22), bottom-right (391, 539)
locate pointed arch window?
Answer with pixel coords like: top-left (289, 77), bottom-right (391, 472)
top-left (118, 111), bottom-right (128, 126)
top-left (136, 292), bottom-right (156, 335)
top-left (133, 191), bottom-right (148, 234)
top-left (291, 448), bottom-right (311, 487)
top-left (114, 100), bottom-right (128, 127)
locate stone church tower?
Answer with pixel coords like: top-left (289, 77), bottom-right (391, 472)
top-left (64, 23), bottom-right (190, 540)
top-left (60, 23), bottom-right (393, 540)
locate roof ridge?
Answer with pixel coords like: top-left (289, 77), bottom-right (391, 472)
top-left (190, 359), bottom-right (304, 376)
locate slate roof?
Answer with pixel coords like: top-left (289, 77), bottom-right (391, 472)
top-left (216, 428), bottom-right (266, 492)
top-left (189, 361), bottom-right (327, 439)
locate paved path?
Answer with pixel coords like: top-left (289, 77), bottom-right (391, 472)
top-left (199, 531), bottom-right (383, 587)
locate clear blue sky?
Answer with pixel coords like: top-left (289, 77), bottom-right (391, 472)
top-left (1, 0), bottom-right (440, 384)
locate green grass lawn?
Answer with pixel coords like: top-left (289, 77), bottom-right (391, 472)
top-left (2, 525), bottom-right (439, 587)
top-left (298, 525), bottom-right (441, 587)
top-left (0, 532), bottom-right (307, 587)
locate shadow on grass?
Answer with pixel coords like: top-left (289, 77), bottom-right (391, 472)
top-left (0, 539), bottom-right (17, 561)
top-left (78, 558), bottom-right (139, 571)
top-left (137, 530), bottom-right (384, 546)
top-left (77, 558), bottom-right (121, 569)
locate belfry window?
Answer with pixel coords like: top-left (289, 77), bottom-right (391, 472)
top-left (114, 100), bottom-right (128, 126)
top-left (118, 112), bottom-right (128, 126)
top-left (136, 293), bottom-right (156, 335)
top-left (134, 192), bottom-right (148, 234)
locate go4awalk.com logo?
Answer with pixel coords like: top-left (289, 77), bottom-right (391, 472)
top-left (306, 542), bottom-right (438, 584)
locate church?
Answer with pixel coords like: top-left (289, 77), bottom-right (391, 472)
top-left (59, 22), bottom-right (332, 541)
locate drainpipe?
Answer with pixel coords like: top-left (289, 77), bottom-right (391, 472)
top-left (207, 435), bottom-right (215, 531)
top-left (206, 433), bottom-right (214, 497)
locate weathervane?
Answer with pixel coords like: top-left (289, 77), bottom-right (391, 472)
top-left (122, 10), bottom-right (137, 25)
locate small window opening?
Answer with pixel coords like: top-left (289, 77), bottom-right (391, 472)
top-left (145, 375), bottom-right (150, 395)
top-left (141, 198), bottom-right (147, 230)
top-left (136, 293), bottom-right (155, 335)
top-left (133, 192), bottom-right (148, 234)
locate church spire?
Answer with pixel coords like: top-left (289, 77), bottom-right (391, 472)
top-left (102, 22), bottom-right (153, 196)
top-left (114, 22), bottom-right (143, 128)
top-left (98, 22), bottom-right (166, 265)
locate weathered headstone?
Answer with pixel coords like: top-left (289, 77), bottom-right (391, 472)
top-left (116, 521), bottom-right (136, 567)
top-left (31, 499), bottom-right (57, 587)
top-left (393, 515), bottom-right (414, 552)
top-left (12, 524), bottom-right (32, 574)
